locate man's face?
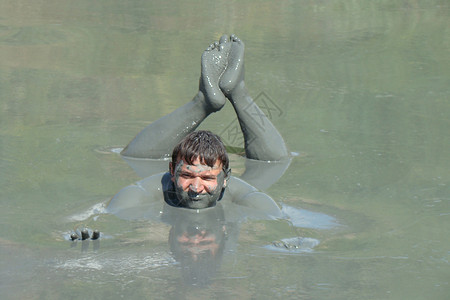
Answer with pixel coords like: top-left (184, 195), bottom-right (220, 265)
top-left (177, 230), bottom-right (220, 261)
top-left (170, 157), bottom-right (227, 209)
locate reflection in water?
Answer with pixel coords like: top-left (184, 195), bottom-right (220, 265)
top-left (63, 153), bottom-right (338, 286)
top-left (102, 153), bottom-right (287, 286)
top-left (281, 204), bottom-right (339, 230)
top-left (60, 200), bottom-right (239, 287)
top-left (63, 199), bottom-right (336, 286)
top-left (164, 204), bottom-right (229, 286)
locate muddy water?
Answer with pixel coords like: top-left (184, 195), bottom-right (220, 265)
top-left (1, 1), bottom-right (449, 299)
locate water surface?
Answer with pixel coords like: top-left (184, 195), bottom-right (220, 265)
top-left (1, 1), bottom-right (449, 299)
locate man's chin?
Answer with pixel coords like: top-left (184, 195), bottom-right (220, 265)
top-left (184, 198), bottom-right (216, 209)
top-left (175, 187), bottom-right (224, 209)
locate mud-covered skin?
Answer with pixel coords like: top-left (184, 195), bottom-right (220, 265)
top-left (70, 35), bottom-right (292, 251)
top-left (219, 34), bottom-right (245, 97)
top-left (107, 34), bottom-right (290, 217)
top-left (69, 229), bottom-right (101, 241)
top-left (70, 233), bottom-right (79, 241)
top-left (199, 35), bottom-right (232, 113)
top-left (119, 34), bottom-right (288, 161)
top-left (91, 230), bottom-right (100, 240)
top-left (119, 35), bottom-right (234, 159)
top-left (172, 160), bottom-right (228, 209)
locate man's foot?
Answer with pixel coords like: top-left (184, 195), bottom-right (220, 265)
top-left (200, 35), bottom-right (232, 112)
top-left (219, 34), bottom-right (245, 97)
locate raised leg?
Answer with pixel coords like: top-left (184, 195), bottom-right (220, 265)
top-left (121, 36), bottom-right (232, 158)
top-left (219, 35), bottom-right (289, 161)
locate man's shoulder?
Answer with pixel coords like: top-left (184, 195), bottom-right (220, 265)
top-left (225, 176), bottom-right (282, 219)
top-left (226, 176), bottom-right (258, 196)
top-left (106, 172), bottom-right (168, 215)
top-left (138, 172), bottom-right (170, 190)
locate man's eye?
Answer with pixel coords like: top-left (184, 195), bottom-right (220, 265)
top-left (202, 177), bottom-right (216, 181)
top-left (180, 173), bottom-right (194, 179)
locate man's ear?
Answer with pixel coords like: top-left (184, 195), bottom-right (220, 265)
top-left (223, 168), bottom-right (231, 187)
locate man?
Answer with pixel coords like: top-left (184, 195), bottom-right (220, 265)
top-left (107, 34), bottom-right (290, 218)
top-left (167, 130), bottom-right (230, 209)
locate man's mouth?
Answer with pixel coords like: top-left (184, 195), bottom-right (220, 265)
top-left (188, 190), bottom-right (205, 197)
top-left (188, 192), bottom-right (208, 200)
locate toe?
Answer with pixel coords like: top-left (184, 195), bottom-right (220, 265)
top-left (231, 34), bottom-right (240, 42)
top-left (219, 34), bottom-right (229, 44)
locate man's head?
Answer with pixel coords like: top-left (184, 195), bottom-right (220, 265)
top-left (169, 131), bottom-right (230, 209)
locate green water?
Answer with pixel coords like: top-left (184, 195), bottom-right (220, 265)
top-left (1, 1), bottom-right (449, 299)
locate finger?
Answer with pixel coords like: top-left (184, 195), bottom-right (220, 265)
top-left (92, 230), bottom-right (100, 240)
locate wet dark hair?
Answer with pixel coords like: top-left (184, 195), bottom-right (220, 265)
top-left (171, 130), bottom-right (229, 170)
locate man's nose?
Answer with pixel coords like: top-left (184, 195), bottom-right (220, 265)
top-left (189, 177), bottom-right (204, 192)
